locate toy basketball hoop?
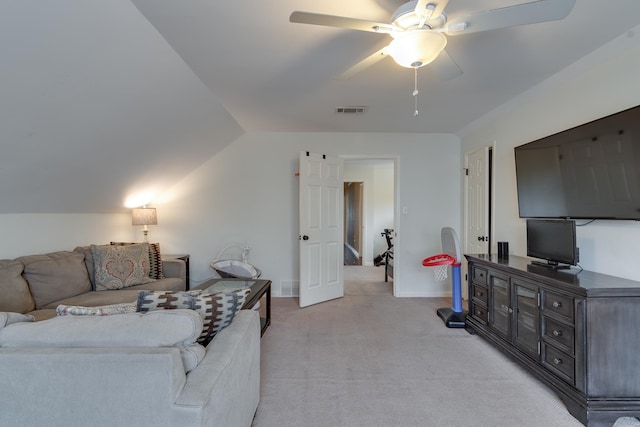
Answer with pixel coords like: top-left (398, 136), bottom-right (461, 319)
top-left (422, 254), bottom-right (455, 281)
top-left (422, 227), bottom-right (467, 328)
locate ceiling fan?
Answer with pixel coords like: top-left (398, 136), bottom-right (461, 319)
top-left (290, 0), bottom-right (576, 81)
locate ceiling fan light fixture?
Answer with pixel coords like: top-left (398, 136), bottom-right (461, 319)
top-left (388, 31), bottom-right (447, 68)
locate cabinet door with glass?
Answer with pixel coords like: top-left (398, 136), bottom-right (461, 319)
top-left (488, 271), bottom-right (511, 340)
top-left (512, 277), bottom-right (540, 359)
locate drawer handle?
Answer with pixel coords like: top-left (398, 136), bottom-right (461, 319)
top-left (552, 329), bottom-right (563, 337)
top-left (552, 301), bottom-right (562, 308)
top-left (553, 358), bottom-right (563, 365)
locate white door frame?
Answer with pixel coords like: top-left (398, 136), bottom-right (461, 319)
top-left (341, 154), bottom-right (400, 296)
top-left (463, 144), bottom-right (495, 299)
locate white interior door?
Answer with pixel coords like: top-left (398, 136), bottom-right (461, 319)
top-left (299, 151), bottom-right (344, 308)
top-left (465, 146), bottom-right (490, 256)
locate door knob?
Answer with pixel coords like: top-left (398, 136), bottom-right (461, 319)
top-left (477, 236), bottom-right (487, 242)
top-left (302, 235), bottom-right (309, 241)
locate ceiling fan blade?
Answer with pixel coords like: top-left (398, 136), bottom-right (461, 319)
top-left (336, 46), bottom-right (389, 80)
top-left (415, 0), bottom-right (450, 26)
top-left (446, 0), bottom-right (576, 35)
top-left (431, 0), bottom-right (450, 19)
top-left (290, 11), bottom-right (396, 34)
top-left (428, 49), bottom-right (462, 81)
top-left (414, 0), bottom-right (430, 27)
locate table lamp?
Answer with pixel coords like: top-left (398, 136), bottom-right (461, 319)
top-left (132, 207), bottom-right (157, 242)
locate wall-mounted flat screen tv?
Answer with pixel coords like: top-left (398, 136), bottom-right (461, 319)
top-left (526, 219), bottom-right (578, 269)
top-left (514, 105), bottom-right (640, 220)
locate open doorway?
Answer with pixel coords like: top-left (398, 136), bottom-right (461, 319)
top-left (343, 157), bottom-right (396, 293)
top-left (344, 181), bottom-right (363, 265)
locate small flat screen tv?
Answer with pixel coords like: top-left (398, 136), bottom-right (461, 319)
top-left (526, 219), bottom-right (578, 269)
top-left (514, 104), bottom-right (640, 220)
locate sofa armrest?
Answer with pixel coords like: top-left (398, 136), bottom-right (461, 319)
top-left (171, 310), bottom-right (261, 427)
top-left (162, 259), bottom-right (186, 284)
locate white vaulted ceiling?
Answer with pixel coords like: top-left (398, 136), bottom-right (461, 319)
top-left (2, 0), bottom-right (640, 213)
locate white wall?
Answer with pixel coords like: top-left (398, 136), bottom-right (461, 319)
top-left (459, 25), bottom-right (640, 281)
top-left (372, 164), bottom-right (395, 260)
top-left (0, 132), bottom-right (460, 298)
top-left (0, 214), bottom-right (134, 258)
top-left (157, 132), bottom-right (461, 297)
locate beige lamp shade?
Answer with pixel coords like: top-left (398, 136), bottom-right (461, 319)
top-left (132, 208), bottom-right (157, 226)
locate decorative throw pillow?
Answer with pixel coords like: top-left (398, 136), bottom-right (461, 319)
top-left (111, 242), bottom-right (164, 280)
top-left (91, 243), bottom-right (154, 291)
top-left (136, 288), bottom-right (250, 346)
top-left (56, 302), bottom-right (137, 316)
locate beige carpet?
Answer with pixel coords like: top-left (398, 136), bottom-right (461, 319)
top-left (253, 266), bottom-right (639, 427)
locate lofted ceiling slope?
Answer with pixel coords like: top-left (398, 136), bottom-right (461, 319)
top-left (2, 0), bottom-right (640, 214)
top-left (132, 0), bottom-right (640, 133)
top-left (0, 0), bottom-right (243, 214)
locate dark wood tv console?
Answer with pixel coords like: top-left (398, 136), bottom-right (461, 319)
top-left (465, 254), bottom-right (640, 427)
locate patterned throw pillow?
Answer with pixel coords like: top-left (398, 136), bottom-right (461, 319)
top-left (136, 289), bottom-right (250, 346)
top-left (110, 242), bottom-right (164, 280)
top-left (56, 302), bottom-right (137, 316)
top-left (91, 243), bottom-right (155, 291)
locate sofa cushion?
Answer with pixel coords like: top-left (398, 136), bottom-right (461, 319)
top-left (91, 243), bottom-right (154, 291)
top-left (56, 302), bottom-right (137, 316)
top-left (73, 246), bottom-right (97, 290)
top-left (136, 289), bottom-right (250, 346)
top-left (16, 251), bottom-right (92, 309)
top-left (111, 242), bottom-right (164, 280)
top-left (25, 309), bottom-right (58, 322)
top-left (43, 277), bottom-right (184, 310)
top-left (0, 309), bottom-right (206, 372)
top-left (0, 260), bottom-right (36, 313)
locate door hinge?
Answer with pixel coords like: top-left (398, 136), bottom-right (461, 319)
top-left (464, 168), bottom-right (469, 176)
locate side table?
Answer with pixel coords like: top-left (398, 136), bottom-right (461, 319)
top-left (162, 254), bottom-right (190, 289)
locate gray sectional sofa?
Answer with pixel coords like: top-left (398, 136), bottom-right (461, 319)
top-left (0, 245), bottom-right (262, 427)
top-left (1, 246), bottom-right (186, 320)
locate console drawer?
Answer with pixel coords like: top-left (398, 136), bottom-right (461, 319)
top-left (542, 342), bottom-right (575, 385)
top-left (542, 316), bottom-right (574, 354)
top-left (542, 290), bottom-right (574, 321)
top-left (472, 266), bottom-right (487, 285)
top-left (472, 284), bottom-right (488, 304)
top-left (471, 303), bottom-right (488, 324)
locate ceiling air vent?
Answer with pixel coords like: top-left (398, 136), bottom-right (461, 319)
top-left (335, 106), bottom-right (367, 114)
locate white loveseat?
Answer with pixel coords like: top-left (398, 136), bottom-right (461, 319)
top-left (0, 309), bottom-right (261, 427)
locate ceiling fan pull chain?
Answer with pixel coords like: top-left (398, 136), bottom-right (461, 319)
top-left (413, 67), bottom-right (419, 117)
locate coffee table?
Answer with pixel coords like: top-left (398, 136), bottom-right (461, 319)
top-left (194, 278), bottom-right (271, 336)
